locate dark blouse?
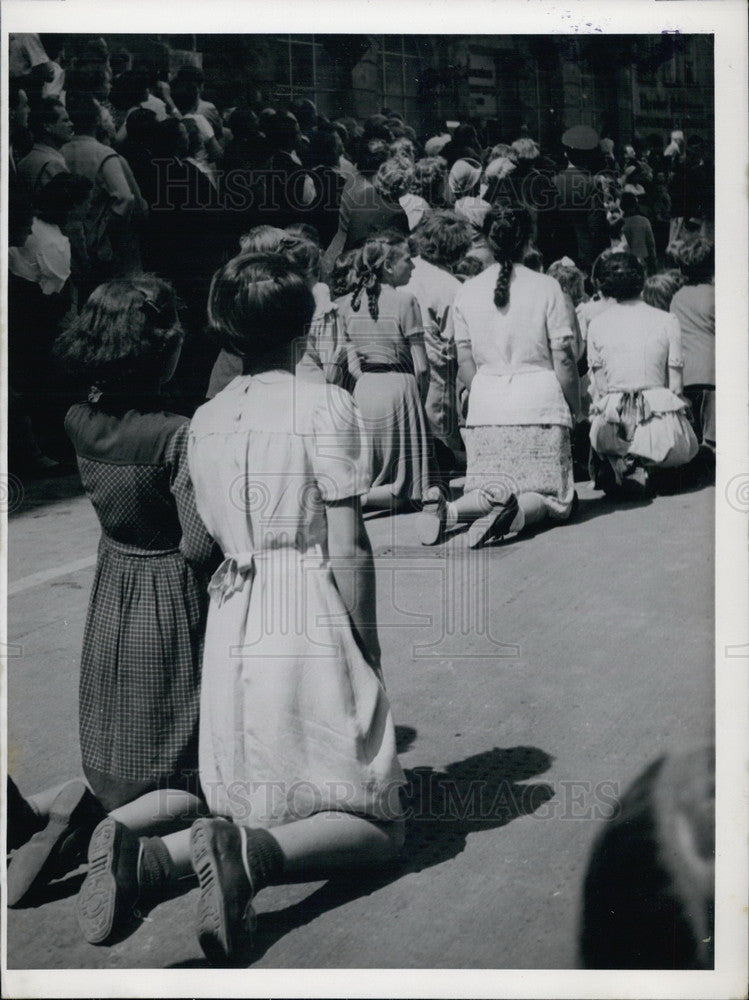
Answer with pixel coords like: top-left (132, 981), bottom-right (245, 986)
top-left (65, 401), bottom-right (215, 564)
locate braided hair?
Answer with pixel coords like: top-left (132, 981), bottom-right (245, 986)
top-left (482, 204), bottom-right (532, 308)
top-left (350, 230), bottom-right (408, 321)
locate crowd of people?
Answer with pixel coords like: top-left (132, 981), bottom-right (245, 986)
top-left (7, 33), bottom-right (715, 969)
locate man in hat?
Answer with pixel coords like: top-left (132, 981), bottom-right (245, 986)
top-left (550, 124), bottom-right (608, 273)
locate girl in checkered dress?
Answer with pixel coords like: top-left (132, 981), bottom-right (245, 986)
top-left (73, 254), bottom-right (405, 964)
top-left (7, 277), bottom-right (220, 910)
top-left (53, 276), bottom-right (219, 812)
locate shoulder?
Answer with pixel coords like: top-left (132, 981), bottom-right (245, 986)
top-left (191, 377), bottom-right (249, 435)
top-left (66, 404), bottom-right (188, 464)
top-left (456, 263), bottom-right (500, 302)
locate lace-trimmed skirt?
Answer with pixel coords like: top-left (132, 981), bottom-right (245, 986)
top-left (463, 424), bottom-right (575, 519)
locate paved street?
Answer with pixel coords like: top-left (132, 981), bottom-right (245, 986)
top-left (6, 472), bottom-right (714, 970)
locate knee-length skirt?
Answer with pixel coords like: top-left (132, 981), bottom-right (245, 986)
top-left (353, 372), bottom-right (431, 501)
top-left (79, 536), bottom-right (207, 811)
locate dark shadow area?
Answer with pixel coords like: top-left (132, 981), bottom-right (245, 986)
top-left (170, 745), bottom-right (554, 968)
top-left (395, 724), bottom-right (418, 755)
top-left (8, 867), bottom-right (88, 908)
top-left (9, 471), bottom-right (85, 519)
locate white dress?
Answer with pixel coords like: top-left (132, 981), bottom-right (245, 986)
top-left (188, 373), bottom-right (405, 829)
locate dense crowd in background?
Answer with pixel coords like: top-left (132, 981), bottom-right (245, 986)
top-left (7, 33), bottom-right (715, 970)
top-left (9, 32), bottom-right (715, 488)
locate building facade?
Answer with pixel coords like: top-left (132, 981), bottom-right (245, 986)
top-left (77, 33), bottom-right (714, 147)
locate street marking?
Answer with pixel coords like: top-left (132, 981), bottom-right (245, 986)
top-left (8, 556), bottom-right (96, 596)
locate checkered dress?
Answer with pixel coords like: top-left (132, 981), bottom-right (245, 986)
top-left (66, 402), bottom-right (217, 812)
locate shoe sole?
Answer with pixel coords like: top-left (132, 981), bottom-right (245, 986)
top-left (191, 819), bottom-right (253, 966)
top-left (76, 817), bottom-right (124, 944)
top-left (7, 780), bottom-right (89, 907)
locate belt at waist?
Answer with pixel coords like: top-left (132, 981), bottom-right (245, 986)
top-left (100, 535), bottom-right (180, 558)
top-left (359, 361), bottom-right (413, 374)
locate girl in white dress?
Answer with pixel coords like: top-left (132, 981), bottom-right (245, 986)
top-left (418, 205), bottom-right (581, 548)
top-left (76, 253), bottom-right (405, 965)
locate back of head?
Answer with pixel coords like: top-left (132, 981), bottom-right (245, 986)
top-left (268, 111), bottom-right (299, 153)
top-left (352, 135), bottom-right (389, 176)
top-left (285, 222), bottom-right (321, 248)
top-left (414, 156), bottom-right (448, 205)
top-left (511, 137), bottom-right (540, 164)
top-left (483, 204), bottom-right (533, 308)
top-left (28, 97), bottom-right (65, 143)
top-left (362, 114), bottom-right (392, 143)
top-left (151, 117), bottom-right (187, 159)
top-left (228, 107), bottom-right (259, 139)
top-left (238, 225), bottom-right (287, 254)
top-left (547, 257), bottom-right (585, 305)
top-left (642, 270), bottom-right (685, 311)
top-left (620, 191), bottom-right (639, 216)
top-left (677, 237), bottom-right (714, 284)
top-left (449, 158), bottom-right (482, 199)
top-left (278, 233), bottom-right (322, 284)
top-left (54, 275), bottom-right (181, 388)
top-left (34, 172), bottom-right (92, 226)
top-left (389, 136), bottom-right (416, 162)
top-left (174, 64), bottom-right (204, 88)
top-left (66, 92), bottom-right (101, 136)
top-left (375, 156), bottom-right (415, 201)
top-left (170, 78), bottom-right (199, 116)
top-left (412, 209), bottom-right (473, 270)
top-left (207, 253), bottom-right (315, 364)
top-left (351, 229), bottom-right (408, 318)
top-left (308, 127), bottom-right (340, 168)
top-left (330, 249), bottom-right (360, 299)
top-left (291, 98), bottom-right (316, 134)
top-left (65, 65), bottom-right (108, 101)
top-left (596, 251), bottom-right (645, 302)
top-left (109, 69), bottom-right (150, 113)
top-left (125, 107), bottom-right (157, 147)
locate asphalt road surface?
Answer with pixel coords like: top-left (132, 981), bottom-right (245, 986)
top-left (6, 473), bottom-right (714, 970)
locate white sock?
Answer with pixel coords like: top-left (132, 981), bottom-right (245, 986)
top-left (445, 502), bottom-right (458, 528)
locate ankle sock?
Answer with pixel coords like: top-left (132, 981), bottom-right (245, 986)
top-left (240, 827), bottom-right (284, 894)
top-left (137, 836), bottom-right (177, 892)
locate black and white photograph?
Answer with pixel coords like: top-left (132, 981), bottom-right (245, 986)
top-left (2, 1), bottom-right (747, 996)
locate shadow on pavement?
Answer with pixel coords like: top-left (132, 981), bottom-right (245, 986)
top-left (169, 744), bottom-right (554, 968)
top-left (9, 471), bottom-right (84, 518)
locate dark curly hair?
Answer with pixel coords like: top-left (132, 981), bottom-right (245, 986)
top-left (412, 210), bottom-right (473, 270)
top-left (350, 230), bottom-right (408, 321)
top-left (207, 253), bottom-right (315, 366)
top-left (482, 204), bottom-right (532, 308)
top-left (596, 252), bottom-right (645, 302)
top-left (677, 237), bottom-right (714, 285)
top-left (53, 276), bottom-right (182, 390)
top-left (413, 157), bottom-right (448, 207)
top-left (330, 249), bottom-right (360, 299)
